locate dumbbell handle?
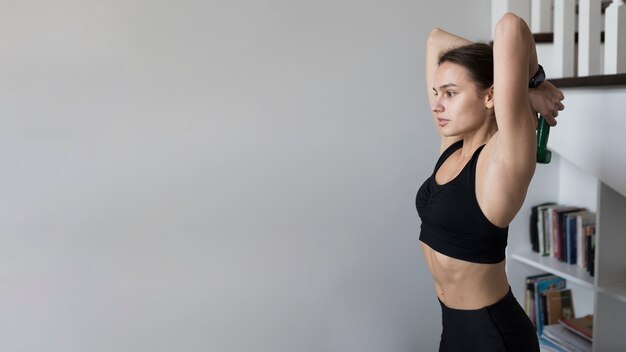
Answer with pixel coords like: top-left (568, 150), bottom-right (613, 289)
top-left (536, 115), bottom-right (552, 164)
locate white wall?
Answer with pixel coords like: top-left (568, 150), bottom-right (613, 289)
top-left (0, 1), bottom-right (490, 351)
top-left (549, 87), bottom-right (626, 198)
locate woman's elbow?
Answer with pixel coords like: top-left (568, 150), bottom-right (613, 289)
top-left (427, 28), bottom-right (444, 45)
top-left (495, 12), bottom-right (530, 40)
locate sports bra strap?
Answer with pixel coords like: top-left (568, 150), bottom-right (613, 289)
top-left (433, 140), bottom-right (463, 174)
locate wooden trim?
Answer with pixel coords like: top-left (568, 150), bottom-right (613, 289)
top-left (550, 74), bottom-right (626, 88)
top-left (533, 33), bottom-right (554, 43)
top-left (533, 32), bottom-right (605, 44)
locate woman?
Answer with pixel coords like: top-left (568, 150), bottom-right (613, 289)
top-left (416, 13), bottom-right (565, 352)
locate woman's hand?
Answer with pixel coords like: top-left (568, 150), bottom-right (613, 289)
top-left (529, 80), bottom-right (565, 126)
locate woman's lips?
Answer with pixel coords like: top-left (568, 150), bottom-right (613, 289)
top-left (437, 118), bottom-right (449, 127)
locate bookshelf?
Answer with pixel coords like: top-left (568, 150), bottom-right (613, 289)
top-left (511, 250), bottom-right (594, 288)
top-left (509, 153), bottom-right (626, 352)
top-left (504, 74), bottom-right (626, 350)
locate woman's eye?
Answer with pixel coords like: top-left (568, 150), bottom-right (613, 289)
top-left (446, 91), bottom-right (455, 97)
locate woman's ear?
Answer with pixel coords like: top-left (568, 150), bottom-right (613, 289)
top-left (485, 86), bottom-right (495, 109)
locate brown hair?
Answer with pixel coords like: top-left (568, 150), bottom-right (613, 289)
top-left (438, 43), bottom-right (494, 93)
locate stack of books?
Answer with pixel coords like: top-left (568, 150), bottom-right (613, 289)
top-left (524, 274), bottom-right (593, 351)
top-left (529, 203), bottom-right (596, 276)
top-left (525, 274), bottom-right (570, 335)
top-left (541, 315), bottom-right (593, 352)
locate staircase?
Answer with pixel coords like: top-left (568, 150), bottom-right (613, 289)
top-left (493, 0), bottom-right (626, 197)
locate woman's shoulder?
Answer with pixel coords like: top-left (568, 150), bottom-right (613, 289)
top-left (475, 132), bottom-right (535, 227)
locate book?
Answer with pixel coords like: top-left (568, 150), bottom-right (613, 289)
top-left (543, 205), bottom-right (573, 258)
top-left (531, 202), bottom-right (556, 253)
top-left (528, 204), bottom-right (596, 276)
top-left (545, 288), bottom-right (575, 325)
top-left (534, 275), bottom-right (566, 334)
top-left (585, 225), bottom-right (596, 277)
top-left (525, 273), bottom-right (554, 324)
top-left (540, 291), bottom-right (548, 327)
top-left (553, 207), bottom-right (584, 262)
top-left (564, 213), bottom-right (579, 265)
top-left (542, 324), bottom-right (592, 352)
top-left (575, 211), bottom-right (595, 269)
top-left (538, 204), bottom-right (563, 256)
top-left (560, 314), bottom-right (593, 342)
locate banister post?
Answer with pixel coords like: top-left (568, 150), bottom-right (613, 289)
top-left (553, 0), bottom-right (576, 78)
top-left (604, 0), bottom-right (626, 74)
top-left (531, 0), bottom-right (553, 33)
top-left (578, 0), bottom-right (602, 76)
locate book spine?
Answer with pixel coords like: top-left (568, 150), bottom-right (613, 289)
top-left (577, 215), bottom-right (585, 269)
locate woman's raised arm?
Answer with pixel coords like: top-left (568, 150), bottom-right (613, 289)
top-left (489, 13), bottom-right (539, 185)
top-left (425, 28), bottom-right (471, 153)
top-left (479, 13), bottom-right (563, 227)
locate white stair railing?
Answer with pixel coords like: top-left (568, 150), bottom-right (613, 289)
top-left (578, 0), bottom-right (602, 76)
top-left (554, 0), bottom-right (577, 77)
top-left (531, 0), bottom-right (553, 32)
top-left (495, 0), bottom-right (626, 78)
top-left (604, 0), bottom-right (626, 74)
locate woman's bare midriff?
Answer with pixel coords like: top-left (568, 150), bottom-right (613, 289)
top-left (420, 241), bottom-right (510, 310)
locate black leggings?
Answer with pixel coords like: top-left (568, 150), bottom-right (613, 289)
top-left (438, 287), bottom-right (539, 352)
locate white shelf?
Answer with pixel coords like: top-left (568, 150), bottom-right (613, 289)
top-left (511, 250), bottom-right (595, 288)
top-left (597, 281), bottom-right (626, 304)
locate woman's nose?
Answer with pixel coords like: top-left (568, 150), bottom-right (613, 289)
top-left (432, 100), bottom-right (443, 113)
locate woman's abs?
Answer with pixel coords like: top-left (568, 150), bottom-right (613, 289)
top-left (420, 241), bottom-right (510, 310)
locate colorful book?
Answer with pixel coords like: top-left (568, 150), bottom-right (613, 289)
top-left (553, 207), bottom-right (584, 262)
top-left (545, 288), bottom-right (575, 325)
top-left (543, 205), bottom-right (571, 258)
top-left (525, 273), bottom-right (554, 324)
top-left (560, 314), bottom-right (593, 341)
top-left (535, 275), bottom-right (566, 334)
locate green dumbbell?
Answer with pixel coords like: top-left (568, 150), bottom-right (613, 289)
top-left (536, 115), bottom-right (551, 164)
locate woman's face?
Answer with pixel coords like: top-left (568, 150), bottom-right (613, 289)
top-left (431, 61), bottom-right (493, 137)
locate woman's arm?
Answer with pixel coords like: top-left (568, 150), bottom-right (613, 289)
top-left (476, 14), bottom-right (539, 228)
top-left (425, 28), bottom-right (471, 153)
top-left (480, 13), bottom-right (563, 227)
top-left (491, 13), bottom-right (538, 170)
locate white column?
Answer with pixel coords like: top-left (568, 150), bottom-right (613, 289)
top-left (553, 0), bottom-right (576, 77)
top-left (491, 0), bottom-right (531, 39)
top-left (578, 0), bottom-right (602, 76)
top-left (604, 0), bottom-right (626, 74)
top-left (531, 0), bottom-right (553, 33)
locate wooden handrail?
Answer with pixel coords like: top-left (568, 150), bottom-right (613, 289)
top-left (533, 32), bottom-right (605, 44)
top-left (550, 73), bottom-right (626, 87)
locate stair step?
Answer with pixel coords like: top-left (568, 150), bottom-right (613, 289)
top-left (533, 31), bottom-right (605, 44)
top-left (550, 73), bottom-right (626, 88)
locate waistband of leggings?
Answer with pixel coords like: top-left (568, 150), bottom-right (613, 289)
top-left (438, 286), bottom-right (514, 314)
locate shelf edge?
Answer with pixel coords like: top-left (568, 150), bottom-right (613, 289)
top-left (511, 250), bottom-right (595, 288)
top-left (597, 281), bottom-right (626, 304)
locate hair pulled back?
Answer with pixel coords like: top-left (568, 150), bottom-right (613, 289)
top-left (438, 43), bottom-right (494, 93)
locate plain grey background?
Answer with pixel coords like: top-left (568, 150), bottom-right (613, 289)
top-left (0, 1), bottom-right (491, 351)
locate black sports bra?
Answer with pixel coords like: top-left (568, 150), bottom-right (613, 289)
top-left (416, 140), bottom-right (508, 264)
